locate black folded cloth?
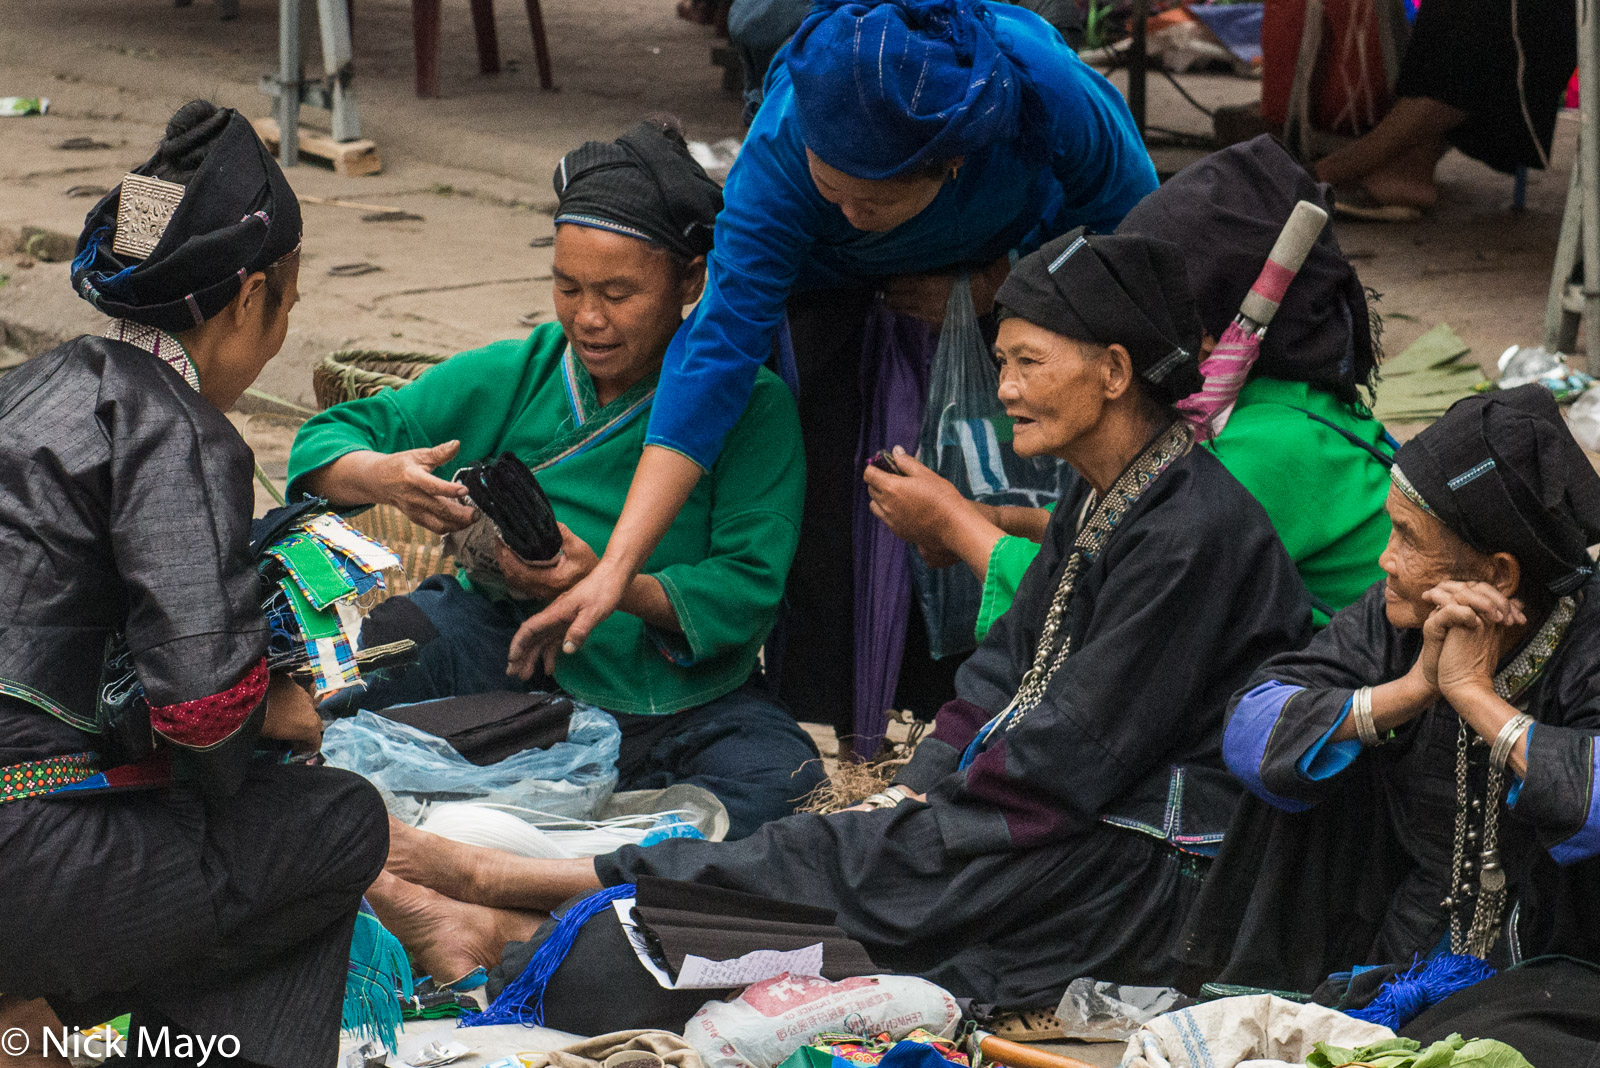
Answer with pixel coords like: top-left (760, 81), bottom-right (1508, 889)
top-left (632, 876), bottom-right (880, 981)
top-left (375, 690), bottom-right (572, 765)
top-left (454, 452), bottom-right (564, 563)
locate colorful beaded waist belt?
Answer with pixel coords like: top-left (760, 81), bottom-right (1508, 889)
top-left (0, 752), bottom-right (99, 804)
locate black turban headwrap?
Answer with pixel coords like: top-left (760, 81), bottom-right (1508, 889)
top-left (1116, 135), bottom-right (1377, 405)
top-left (553, 120), bottom-right (723, 260)
top-left (995, 228), bottom-right (1204, 404)
top-left (70, 106), bottom-right (302, 334)
top-left (1394, 384), bottom-right (1600, 596)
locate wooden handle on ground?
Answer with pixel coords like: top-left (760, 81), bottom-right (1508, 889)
top-left (977, 1034), bottom-right (1100, 1068)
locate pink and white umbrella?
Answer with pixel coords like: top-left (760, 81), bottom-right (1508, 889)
top-left (1177, 199), bottom-right (1331, 438)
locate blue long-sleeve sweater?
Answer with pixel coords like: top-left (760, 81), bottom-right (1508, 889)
top-left (644, 6), bottom-right (1158, 469)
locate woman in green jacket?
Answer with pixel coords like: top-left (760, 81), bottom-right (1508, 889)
top-left (867, 136), bottom-right (1393, 639)
top-left (288, 122), bottom-right (819, 839)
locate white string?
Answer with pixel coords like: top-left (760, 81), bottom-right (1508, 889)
top-left (1511, 0), bottom-right (1553, 169)
top-left (416, 802), bottom-right (697, 858)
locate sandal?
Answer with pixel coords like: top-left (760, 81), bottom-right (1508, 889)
top-left (1330, 185), bottom-right (1424, 223)
top-left (985, 1008), bottom-right (1068, 1043)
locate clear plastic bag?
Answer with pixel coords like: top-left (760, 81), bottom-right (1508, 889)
top-left (910, 274), bottom-right (1072, 658)
top-left (321, 704), bottom-right (621, 824)
top-left (1054, 977), bottom-right (1192, 1042)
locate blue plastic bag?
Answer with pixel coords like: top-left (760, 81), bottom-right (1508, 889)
top-left (322, 703), bottom-right (621, 822)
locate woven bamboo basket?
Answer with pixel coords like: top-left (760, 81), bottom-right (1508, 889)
top-left (314, 349), bottom-right (456, 598)
top-left (312, 349), bottom-right (450, 411)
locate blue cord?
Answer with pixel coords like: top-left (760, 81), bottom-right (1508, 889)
top-left (462, 883), bottom-right (637, 1028)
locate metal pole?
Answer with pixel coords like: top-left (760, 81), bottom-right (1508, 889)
top-left (317, 0), bottom-right (362, 141)
top-left (277, 0), bottom-right (301, 167)
top-left (1128, 0), bottom-right (1147, 135)
top-left (1579, 0), bottom-right (1600, 372)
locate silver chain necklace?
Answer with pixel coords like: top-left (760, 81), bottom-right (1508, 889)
top-left (1445, 595), bottom-right (1574, 958)
top-left (985, 421), bottom-right (1194, 739)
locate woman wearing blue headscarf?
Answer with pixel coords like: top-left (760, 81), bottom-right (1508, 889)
top-left (510, 0), bottom-right (1156, 745)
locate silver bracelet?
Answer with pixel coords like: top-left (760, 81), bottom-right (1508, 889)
top-left (1491, 713), bottom-right (1535, 772)
top-left (862, 786), bottom-right (911, 810)
top-left (1352, 686), bottom-right (1380, 747)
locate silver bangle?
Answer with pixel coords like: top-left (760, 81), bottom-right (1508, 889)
top-left (1491, 713), bottom-right (1535, 772)
top-left (1352, 686), bottom-right (1380, 747)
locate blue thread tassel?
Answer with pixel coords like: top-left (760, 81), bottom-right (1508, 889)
top-left (462, 883), bottom-right (637, 1028)
top-left (1347, 954), bottom-right (1497, 1030)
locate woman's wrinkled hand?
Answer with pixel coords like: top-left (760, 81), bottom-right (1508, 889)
top-left (366, 441), bottom-right (477, 534)
top-left (261, 673), bottom-right (322, 752)
top-left (495, 524), bottom-right (597, 602)
top-left (1421, 580), bottom-right (1525, 697)
top-left (506, 558), bottom-right (631, 681)
top-left (864, 447), bottom-right (967, 550)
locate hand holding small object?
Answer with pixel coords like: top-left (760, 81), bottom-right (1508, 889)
top-left (494, 524), bottom-right (596, 601)
top-left (261, 672), bottom-right (323, 751)
top-left (863, 447), bottom-right (968, 548)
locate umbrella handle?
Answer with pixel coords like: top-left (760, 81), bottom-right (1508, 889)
top-left (1238, 200), bottom-right (1330, 329)
top-left (976, 1034), bottom-right (1100, 1068)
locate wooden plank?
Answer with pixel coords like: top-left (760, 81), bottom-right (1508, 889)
top-left (252, 117), bottom-right (382, 177)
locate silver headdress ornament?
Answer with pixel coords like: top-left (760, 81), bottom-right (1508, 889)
top-left (112, 173), bottom-right (186, 260)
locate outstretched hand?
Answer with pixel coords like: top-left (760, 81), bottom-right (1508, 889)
top-left (506, 559), bottom-right (631, 681)
top-left (371, 440), bottom-right (477, 534)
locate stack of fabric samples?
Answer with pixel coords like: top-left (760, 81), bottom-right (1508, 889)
top-left (257, 510), bottom-right (401, 698)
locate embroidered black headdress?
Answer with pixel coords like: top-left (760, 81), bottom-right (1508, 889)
top-left (70, 102), bottom-right (302, 333)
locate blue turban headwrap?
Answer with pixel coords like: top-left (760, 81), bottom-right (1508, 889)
top-left (786, 0), bottom-right (1026, 180)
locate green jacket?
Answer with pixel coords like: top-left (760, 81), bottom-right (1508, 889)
top-left (975, 377), bottom-right (1393, 639)
top-left (288, 323), bottom-right (806, 715)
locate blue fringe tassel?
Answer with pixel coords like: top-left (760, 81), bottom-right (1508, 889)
top-left (343, 904), bottom-right (414, 1052)
top-left (1347, 954), bottom-right (1497, 1030)
top-left (462, 883), bottom-right (637, 1029)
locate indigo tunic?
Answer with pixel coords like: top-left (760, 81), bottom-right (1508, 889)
top-left (598, 440), bottom-right (1310, 1006)
top-left (646, 6), bottom-right (1158, 470)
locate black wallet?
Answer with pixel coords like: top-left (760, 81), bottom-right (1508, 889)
top-left (454, 452), bottom-right (564, 563)
top-left (375, 690), bottom-right (573, 765)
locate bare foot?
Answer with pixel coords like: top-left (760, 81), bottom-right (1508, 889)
top-left (1360, 170), bottom-right (1439, 210)
top-left (385, 816), bottom-right (517, 904)
top-left (366, 871), bottom-right (545, 986)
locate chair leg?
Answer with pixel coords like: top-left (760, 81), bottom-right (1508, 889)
top-left (469, 0), bottom-right (502, 75)
top-left (522, 0), bottom-right (554, 89)
top-left (413, 0), bottom-right (442, 97)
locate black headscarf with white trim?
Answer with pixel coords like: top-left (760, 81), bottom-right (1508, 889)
top-left (995, 228), bottom-right (1204, 404)
top-left (1394, 384), bottom-right (1600, 595)
top-left (553, 120), bottom-right (722, 260)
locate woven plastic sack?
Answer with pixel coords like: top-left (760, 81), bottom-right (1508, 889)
top-left (322, 704), bottom-right (621, 823)
top-left (910, 275), bottom-right (1071, 658)
top-left (685, 974), bottom-right (961, 1068)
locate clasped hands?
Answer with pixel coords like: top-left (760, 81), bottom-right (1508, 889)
top-left (1397, 580), bottom-right (1529, 724)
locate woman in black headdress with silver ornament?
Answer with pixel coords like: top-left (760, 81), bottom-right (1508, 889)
top-left (0, 101), bottom-right (388, 1068)
top-left (1193, 384), bottom-right (1600, 1057)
